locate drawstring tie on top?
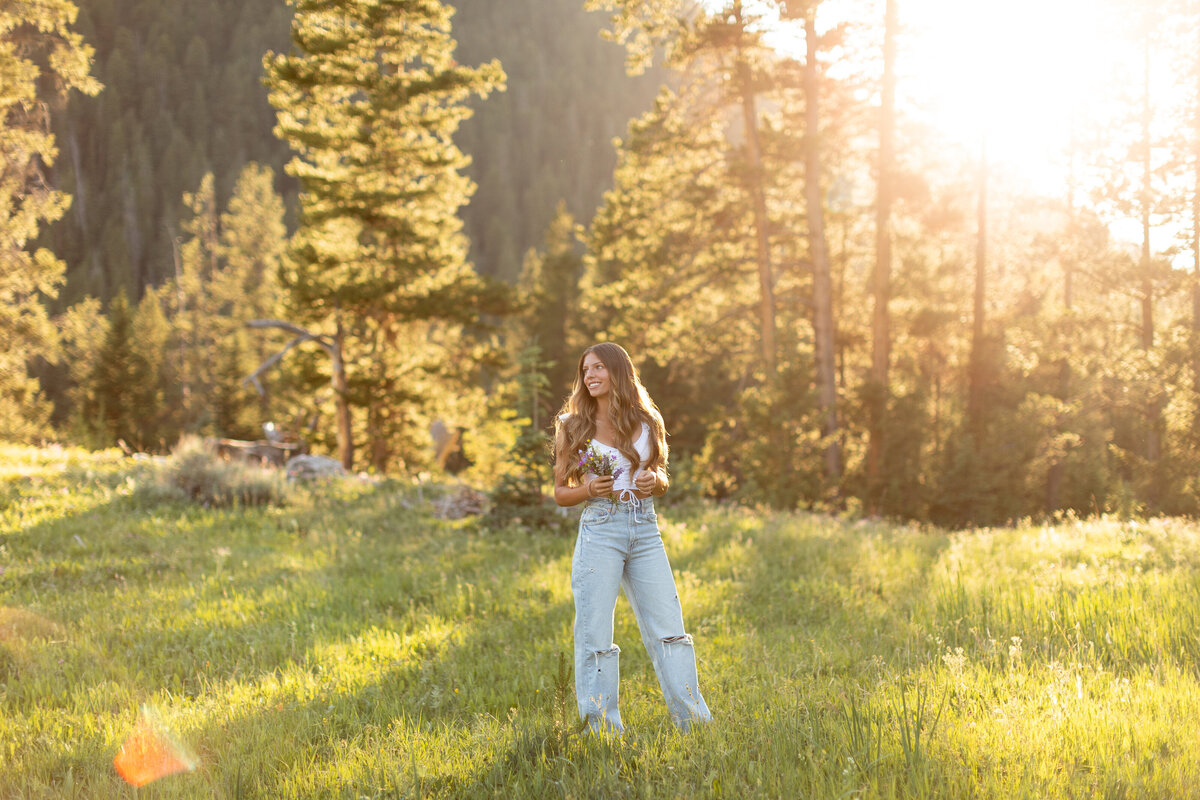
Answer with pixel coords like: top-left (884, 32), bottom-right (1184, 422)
top-left (616, 488), bottom-right (649, 524)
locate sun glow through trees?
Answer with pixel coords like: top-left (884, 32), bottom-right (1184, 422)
top-left (711, 0), bottom-right (1191, 250)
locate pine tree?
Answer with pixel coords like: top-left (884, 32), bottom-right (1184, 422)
top-left (582, 0), bottom-right (863, 499)
top-left (57, 296), bottom-right (105, 445)
top-left (0, 0), bottom-right (100, 440)
top-left (212, 329), bottom-right (258, 440)
top-left (1082, 0), bottom-right (1178, 506)
top-left (42, 0), bottom-right (651, 303)
top-left (264, 0), bottom-right (507, 470)
top-left (581, 79), bottom-right (765, 456)
top-left (795, 0), bottom-right (842, 485)
top-left (129, 286), bottom-right (180, 449)
top-left (174, 172), bottom-right (221, 429)
top-left (217, 164), bottom-right (285, 328)
top-left (88, 291), bottom-right (140, 448)
top-left (168, 165), bottom-right (287, 439)
top-left (43, 0), bottom-right (292, 302)
top-left (865, 0), bottom-right (898, 513)
top-left (516, 202), bottom-right (584, 399)
top-left (212, 164), bottom-right (286, 435)
top-left (485, 344), bottom-right (560, 530)
top-left (81, 286), bottom-right (181, 452)
top-left (587, 0), bottom-right (787, 378)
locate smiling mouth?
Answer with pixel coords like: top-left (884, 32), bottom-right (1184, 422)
top-left (587, 382), bottom-right (602, 390)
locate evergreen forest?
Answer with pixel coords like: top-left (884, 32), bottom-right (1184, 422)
top-left (7, 0), bottom-right (1200, 527)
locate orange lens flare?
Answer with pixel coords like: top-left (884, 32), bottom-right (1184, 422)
top-left (113, 706), bottom-right (197, 787)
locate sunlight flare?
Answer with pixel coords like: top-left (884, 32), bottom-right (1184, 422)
top-left (113, 706), bottom-right (197, 787)
top-left (729, 0), bottom-right (1148, 195)
top-left (899, 0), bottom-right (1134, 192)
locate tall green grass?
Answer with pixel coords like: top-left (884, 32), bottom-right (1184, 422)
top-left (3, 443), bottom-right (1199, 797)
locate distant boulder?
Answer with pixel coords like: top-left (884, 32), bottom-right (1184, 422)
top-left (435, 486), bottom-right (489, 520)
top-left (285, 455), bottom-right (347, 481)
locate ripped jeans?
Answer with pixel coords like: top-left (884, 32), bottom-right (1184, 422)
top-left (571, 496), bottom-right (711, 733)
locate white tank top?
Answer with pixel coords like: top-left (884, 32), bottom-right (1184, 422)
top-left (562, 416), bottom-right (651, 495)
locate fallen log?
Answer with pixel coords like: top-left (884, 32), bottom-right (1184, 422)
top-left (213, 438), bottom-right (304, 468)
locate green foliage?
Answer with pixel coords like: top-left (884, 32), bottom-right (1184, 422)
top-left (579, 1), bottom-right (858, 503)
top-left (12, 0), bottom-right (1200, 529)
top-left (80, 288), bottom-right (182, 452)
top-left (0, 0), bottom-right (99, 442)
top-left (55, 295), bottom-right (105, 443)
top-left (86, 291), bottom-right (144, 449)
top-left (40, 0), bottom-right (293, 302)
top-left (516, 202), bottom-right (586, 397)
top-left (581, 78), bottom-right (781, 462)
top-left (0, 364), bottom-right (54, 445)
top-left (146, 434), bottom-right (288, 507)
top-left (210, 330), bottom-right (260, 441)
top-left (172, 166), bottom-right (287, 439)
top-left (39, 0), bottom-right (658, 296)
top-left (264, 0), bottom-right (505, 318)
top-left (128, 286), bottom-right (183, 447)
top-left (486, 206), bottom-right (594, 528)
top-left (8, 448), bottom-right (1200, 796)
top-left (63, 166), bottom-right (286, 452)
top-left (263, 0), bottom-right (509, 472)
top-left (485, 345), bottom-right (562, 532)
top-left (693, 377), bottom-right (825, 508)
top-left (451, 0), bottom-right (660, 281)
top-left (573, 0), bottom-right (1200, 525)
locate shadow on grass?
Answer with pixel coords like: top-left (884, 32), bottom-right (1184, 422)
top-left (5, 478), bottom-right (586, 795)
top-left (163, 546), bottom-right (578, 797)
top-left (661, 508), bottom-right (950, 678)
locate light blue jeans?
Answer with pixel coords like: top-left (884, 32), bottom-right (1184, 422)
top-left (571, 496), bottom-right (711, 732)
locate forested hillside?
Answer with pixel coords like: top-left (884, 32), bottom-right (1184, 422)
top-left (453, 0), bottom-right (660, 280)
top-left (42, 0), bottom-right (657, 303)
top-left (13, 0), bottom-right (1200, 526)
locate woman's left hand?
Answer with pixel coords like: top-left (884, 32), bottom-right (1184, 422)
top-left (634, 469), bottom-right (657, 494)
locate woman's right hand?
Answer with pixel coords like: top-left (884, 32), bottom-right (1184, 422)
top-left (587, 475), bottom-right (615, 498)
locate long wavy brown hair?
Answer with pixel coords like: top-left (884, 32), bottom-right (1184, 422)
top-left (554, 342), bottom-right (668, 488)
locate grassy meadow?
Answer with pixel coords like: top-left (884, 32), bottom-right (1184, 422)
top-left (3, 443), bottom-right (1200, 798)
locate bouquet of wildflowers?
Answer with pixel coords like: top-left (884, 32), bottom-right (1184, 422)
top-left (578, 441), bottom-right (624, 491)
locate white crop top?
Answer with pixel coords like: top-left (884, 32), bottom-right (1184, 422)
top-left (561, 415), bottom-right (651, 495)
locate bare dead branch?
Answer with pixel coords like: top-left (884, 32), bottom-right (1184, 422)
top-left (246, 319), bottom-right (334, 350)
top-left (242, 319), bottom-right (334, 397)
top-left (245, 336), bottom-right (316, 396)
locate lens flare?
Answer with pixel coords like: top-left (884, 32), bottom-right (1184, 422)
top-left (113, 706), bottom-right (197, 787)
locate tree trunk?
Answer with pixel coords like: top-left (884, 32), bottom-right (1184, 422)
top-left (734, 2), bottom-right (776, 377)
top-left (866, 0), bottom-right (897, 513)
top-left (366, 322), bottom-right (392, 473)
top-left (333, 315), bottom-right (354, 471)
top-left (804, 7), bottom-right (841, 484)
top-left (1141, 32), bottom-right (1160, 464)
top-left (1044, 362), bottom-right (1071, 514)
top-left (1194, 20), bottom-right (1200, 418)
top-left (171, 233), bottom-right (189, 404)
top-left (967, 136), bottom-right (987, 443)
top-left (369, 404), bottom-right (390, 473)
top-left (1046, 129), bottom-right (1077, 513)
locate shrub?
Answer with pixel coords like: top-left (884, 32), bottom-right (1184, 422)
top-left (484, 469), bottom-right (567, 532)
top-left (149, 435), bottom-right (288, 507)
top-left (483, 345), bottom-right (565, 532)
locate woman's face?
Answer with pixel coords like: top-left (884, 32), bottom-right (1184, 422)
top-left (581, 352), bottom-right (610, 399)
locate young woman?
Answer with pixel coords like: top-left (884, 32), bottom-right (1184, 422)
top-left (554, 342), bottom-right (711, 733)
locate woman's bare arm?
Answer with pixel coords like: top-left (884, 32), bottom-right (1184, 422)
top-left (555, 474), bottom-right (614, 507)
top-left (553, 427), bottom-right (613, 506)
